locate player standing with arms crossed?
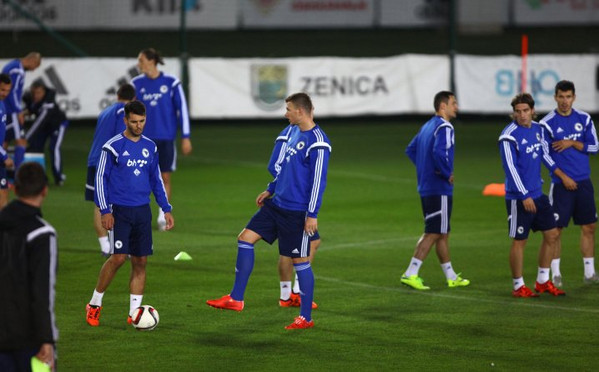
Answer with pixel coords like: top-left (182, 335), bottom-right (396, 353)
top-left (86, 101), bottom-right (174, 327)
top-left (499, 93), bottom-right (567, 297)
top-left (1, 52), bottom-right (41, 171)
top-left (400, 91), bottom-right (470, 290)
top-left (85, 84), bottom-right (135, 256)
top-left (131, 48), bottom-right (192, 231)
top-left (539, 80), bottom-right (599, 286)
top-left (207, 93), bottom-right (331, 329)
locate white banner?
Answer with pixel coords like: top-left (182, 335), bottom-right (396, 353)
top-left (0, 58), bottom-right (180, 119)
top-left (241, 0), bottom-right (375, 28)
top-left (189, 55), bottom-right (449, 118)
top-left (514, 0), bottom-right (599, 26)
top-left (455, 54), bottom-right (598, 114)
top-left (0, 0), bottom-right (237, 30)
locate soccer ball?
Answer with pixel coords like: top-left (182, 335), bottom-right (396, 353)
top-left (131, 305), bottom-right (159, 331)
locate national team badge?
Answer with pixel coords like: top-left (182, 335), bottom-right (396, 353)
top-left (160, 85), bottom-right (168, 94)
top-left (296, 141), bottom-right (305, 150)
top-left (575, 123), bottom-right (583, 132)
top-left (250, 64), bottom-right (287, 111)
top-left (142, 148), bottom-right (149, 158)
top-left (115, 240), bottom-right (123, 249)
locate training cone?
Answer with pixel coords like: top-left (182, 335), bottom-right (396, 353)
top-left (482, 183), bottom-right (506, 197)
top-left (174, 251), bottom-right (192, 261)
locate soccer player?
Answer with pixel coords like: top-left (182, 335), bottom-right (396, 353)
top-left (0, 162), bottom-right (57, 371)
top-left (131, 48), bottom-right (192, 231)
top-left (207, 92), bottom-right (331, 329)
top-left (1, 52), bottom-right (42, 171)
top-left (85, 84), bottom-right (135, 257)
top-left (401, 91), bottom-right (470, 290)
top-left (268, 124), bottom-right (319, 309)
top-left (0, 74), bottom-right (15, 209)
top-left (85, 101), bottom-right (174, 327)
top-left (23, 81), bottom-right (69, 186)
top-left (499, 93), bottom-right (567, 297)
top-left (539, 80), bottom-right (599, 286)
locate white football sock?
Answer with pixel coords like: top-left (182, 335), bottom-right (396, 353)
top-left (537, 267), bottom-right (550, 284)
top-left (280, 281), bottom-right (292, 300)
top-left (130, 294), bottom-right (143, 316)
top-left (583, 257), bottom-right (595, 278)
top-left (513, 277), bottom-right (524, 291)
top-left (292, 273), bottom-right (300, 293)
top-left (404, 257), bottom-right (422, 277)
top-left (551, 258), bottom-right (561, 277)
top-left (90, 290), bottom-right (104, 307)
top-left (441, 261), bottom-right (457, 280)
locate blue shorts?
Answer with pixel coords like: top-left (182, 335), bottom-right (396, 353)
top-left (5, 113), bottom-right (23, 142)
top-left (421, 195), bottom-right (452, 234)
top-left (550, 179), bottom-right (598, 227)
top-left (506, 195), bottom-right (557, 240)
top-left (246, 199), bottom-right (311, 258)
top-left (110, 204), bottom-right (153, 257)
top-left (153, 139), bottom-right (176, 173)
top-left (0, 165), bottom-right (7, 190)
top-left (85, 166), bottom-right (96, 201)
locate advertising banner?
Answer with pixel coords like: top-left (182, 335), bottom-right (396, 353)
top-left (241, 0), bottom-right (375, 28)
top-left (514, 0), bottom-right (599, 26)
top-left (455, 54), bottom-right (598, 113)
top-left (189, 55), bottom-right (449, 118)
top-left (0, 0), bottom-right (237, 30)
top-left (0, 58), bottom-right (180, 119)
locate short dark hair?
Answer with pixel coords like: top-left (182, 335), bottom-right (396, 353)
top-left (0, 73), bottom-right (11, 85)
top-left (555, 80), bottom-right (575, 95)
top-left (30, 80), bottom-right (46, 91)
top-left (285, 92), bottom-right (313, 113)
top-left (140, 48), bottom-right (165, 65)
top-left (124, 100), bottom-right (146, 117)
top-left (511, 93), bottom-right (535, 110)
top-left (434, 91), bottom-right (455, 112)
top-left (117, 83), bottom-right (135, 101)
top-left (15, 162), bottom-right (47, 198)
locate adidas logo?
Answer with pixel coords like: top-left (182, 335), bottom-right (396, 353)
top-left (292, 249), bottom-right (299, 254)
top-left (123, 150), bottom-right (130, 156)
top-left (521, 138), bottom-right (528, 145)
top-left (557, 127), bottom-right (564, 133)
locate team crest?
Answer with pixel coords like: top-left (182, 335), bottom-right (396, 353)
top-left (115, 240), bottom-right (123, 249)
top-left (517, 226), bottom-right (524, 234)
top-left (296, 141), bottom-right (305, 150)
top-left (160, 85), bottom-right (168, 94)
top-left (142, 148), bottom-right (150, 158)
top-left (575, 123), bottom-right (583, 132)
top-left (250, 64), bottom-right (287, 111)
top-left (554, 213), bottom-right (559, 221)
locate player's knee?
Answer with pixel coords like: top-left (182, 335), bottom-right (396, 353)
top-left (109, 254), bottom-right (128, 267)
top-left (582, 223), bottom-right (596, 235)
top-left (545, 228), bottom-right (560, 243)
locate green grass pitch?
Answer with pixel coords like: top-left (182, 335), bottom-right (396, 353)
top-left (40, 119), bottom-right (599, 371)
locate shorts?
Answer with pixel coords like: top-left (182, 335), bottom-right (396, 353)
top-left (506, 195), bottom-right (557, 240)
top-left (5, 112), bottom-right (24, 142)
top-left (85, 166), bottom-right (96, 201)
top-left (0, 164), bottom-right (7, 190)
top-left (549, 179), bottom-right (598, 227)
top-left (421, 195), bottom-right (452, 234)
top-left (246, 199), bottom-right (311, 258)
top-left (153, 139), bottom-right (176, 173)
top-left (110, 204), bottom-right (153, 257)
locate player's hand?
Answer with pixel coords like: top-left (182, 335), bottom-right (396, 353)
top-left (305, 217), bottom-right (318, 237)
top-left (35, 343), bottom-right (54, 369)
top-left (256, 191), bottom-right (271, 206)
top-left (4, 157), bottom-right (14, 169)
top-left (552, 140), bottom-right (573, 152)
top-left (17, 112), bottom-right (25, 125)
top-left (561, 175), bottom-right (578, 191)
top-left (448, 174), bottom-right (454, 185)
top-left (164, 212), bottom-right (174, 230)
top-left (181, 138), bottom-right (192, 156)
top-left (522, 197), bottom-right (536, 214)
top-left (101, 213), bottom-right (114, 230)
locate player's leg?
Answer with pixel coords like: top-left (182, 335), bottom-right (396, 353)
top-left (507, 198), bottom-right (538, 297)
top-left (292, 237), bottom-right (320, 293)
top-left (533, 196), bottom-right (564, 296)
top-left (573, 180), bottom-right (598, 283)
top-left (548, 182), bottom-right (571, 286)
top-left (278, 255), bottom-right (294, 304)
top-left (49, 121), bottom-right (67, 185)
top-left (580, 223), bottom-right (597, 282)
top-left (129, 256), bottom-right (147, 321)
top-left (127, 204), bottom-right (152, 321)
top-left (551, 229), bottom-right (563, 286)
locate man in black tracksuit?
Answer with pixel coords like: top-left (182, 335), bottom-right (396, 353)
top-left (0, 162), bottom-right (58, 371)
top-left (23, 81), bottom-right (69, 185)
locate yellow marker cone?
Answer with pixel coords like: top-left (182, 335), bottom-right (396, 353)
top-left (174, 251), bottom-right (192, 261)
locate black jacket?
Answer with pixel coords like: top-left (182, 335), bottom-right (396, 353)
top-left (0, 200), bottom-right (58, 351)
top-left (23, 88), bottom-right (67, 136)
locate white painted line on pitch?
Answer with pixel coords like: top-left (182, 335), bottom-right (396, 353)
top-left (316, 275), bottom-right (599, 314)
